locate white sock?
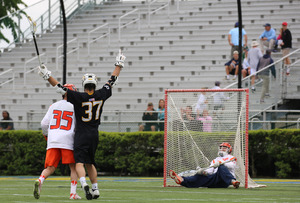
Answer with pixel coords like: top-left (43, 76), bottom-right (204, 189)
top-left (79, 177), bottom-right (87, 187)
top-left (39, 175), bottom-right (45, 184)
top-left (92, 183), bottom-right (98, 190)
top-left (70, 180), bottom-right (77, 194)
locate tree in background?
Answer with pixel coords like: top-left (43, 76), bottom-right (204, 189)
top-left (0, 0), bottom-right (27, 43)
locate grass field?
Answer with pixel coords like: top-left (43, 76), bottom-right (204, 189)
top-left (0, 177), bottom-right (299, 202)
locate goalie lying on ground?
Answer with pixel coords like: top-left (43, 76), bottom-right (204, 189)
top-left (169, 142), bottom-right (240, 188)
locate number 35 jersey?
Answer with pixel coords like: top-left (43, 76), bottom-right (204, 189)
top-left (66, 84), bottom-right (112, 135)
top-left (41, 100), bottom-right (76, 150)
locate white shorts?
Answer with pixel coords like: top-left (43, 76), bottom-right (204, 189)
top-left (251, 68), bottom-right (256, 75)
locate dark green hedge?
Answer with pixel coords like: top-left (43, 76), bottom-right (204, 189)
top-left (0, 129), bottom-right (299, 178)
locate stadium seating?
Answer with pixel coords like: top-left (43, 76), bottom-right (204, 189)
top-left (0, 0), bottom-right (299, 130)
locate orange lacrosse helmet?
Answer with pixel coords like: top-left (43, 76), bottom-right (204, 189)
top-left (219, 142), bottom-right (232, 154)
top-left (63, 84), bottom-right (78, 92)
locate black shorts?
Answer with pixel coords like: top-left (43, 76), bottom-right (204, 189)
top-left (74, 131), bottom-right (99, 165)
top-left (245, 68), bottom-right (250, 76)
top-left (229, 68), bottom-right (236, 75)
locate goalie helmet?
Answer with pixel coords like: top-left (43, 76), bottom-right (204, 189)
top-left (218, 142), bottom-right (232, 157)
top-left (82, 73), bottom-right (98, 88)
top-left (63, 84), bottom-right (77, 91)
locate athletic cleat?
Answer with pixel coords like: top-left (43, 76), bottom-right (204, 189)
top-left (33, 179), bottom-right (42, 199)
top-left (82, 183), bottom-right (93, 200)
top-left (169, 170), bottom-right (182, 184)
top-left (70, 193), bottom-right (82, 200)
top-left (232, 180), bottom-right (240, 189)
top-left (91, 189), bottom-right (100, 199)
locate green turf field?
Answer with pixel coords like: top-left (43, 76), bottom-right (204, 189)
top-left (0, 177), bottom-right (299, 202)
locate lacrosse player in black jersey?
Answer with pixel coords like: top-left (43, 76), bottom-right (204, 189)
top-left (37, 50), bottom-right (126, 200)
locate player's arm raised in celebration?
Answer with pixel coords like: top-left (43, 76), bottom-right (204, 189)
top-left (107, 49), bottom-right (126, 87)
top-left (37, 64), bottom-right (69, 95)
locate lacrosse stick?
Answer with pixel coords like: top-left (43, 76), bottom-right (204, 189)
top-left (26, 14), bottom-right (42, 67)
top-left (180, 157), bottom-right (237, 177)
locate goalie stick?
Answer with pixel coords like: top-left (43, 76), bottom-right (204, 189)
top-left (26, 14), bottom-right (42, 67)
top-left (179, 157), bottom-right (237, 177)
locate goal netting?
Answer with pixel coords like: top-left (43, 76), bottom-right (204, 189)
top-left (163, 89), bottom-right (263, 188)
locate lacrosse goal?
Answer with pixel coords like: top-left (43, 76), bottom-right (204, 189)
top-left (163, 88), bottom-right (263, 188)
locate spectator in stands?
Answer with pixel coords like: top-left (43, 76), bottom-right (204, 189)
top-left (256, 49), bottom-right (276, 103)
top-left (157, 99), bottom-right (165, 131)
top-left (197, 109), bottom-right (212, 132)
top-left (248, 41), bottom-right (263, 92)
top-left (275, 28), bottom-right (283, 51)
top-left (195, 88), bottom-right (208, 118)
top-left (225, 51), bottom-right (239, 80)
top-left (0, 110), bottom-right (14, 130)
top-left (259, 23), bottom-right (276, 53)
top-left (212, 81), bottom-right (227, 110)
top-left (181, 106), bottom-right (196, 121)
top-left (242, 46), bottom-right (251, 78)
top-left (228, 22), bottom-right (248, 58)
top-left (279, 22), bottom-right (292, 75)
top-left (139, 102), bottom-right (158, 131)
top-left (180, 106), bottom-right (201, 131)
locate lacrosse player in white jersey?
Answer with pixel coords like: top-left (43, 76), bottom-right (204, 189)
top-left (169, 142), bottom-right (240, 188)
top-left (34, 84), bottom-right (81, 200)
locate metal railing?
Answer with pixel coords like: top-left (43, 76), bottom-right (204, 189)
top-left (88, 23), bottom-right (110, 55)
top-left (224, 48), bottom-right (300, 118)
top-left (23, 53), bottom-right (47, 85)
top-left (1, 0), bottom-right (97, 51)
top-left (118, 8), bottom-right (141, 41)
top-left (0, 69), bottom-right (15, 91)
top-left (14, 109), bottom-right (300, 131)
top-left (56, 38), bottom-right (79, 70)
top-left (148, 0), bottom-right (170, 26)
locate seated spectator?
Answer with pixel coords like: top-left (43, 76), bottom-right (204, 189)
top-left (197, 109), bottom-right (212, 132)
top-left (259, 23), bottom-right (276, 53)
top-left (181, 106), bottom-right (196, 121)
top-left (225, 51), bottom-right (239, 80)
top-left (180, 106), bottom-right (202, 131)
top-left (139, 102), bottom-right (158, 131)
top-left (242, 47), bottom-right (251, 78)
top-left (0, 110), bottom-right (14, 130)
top-left (157, 99), bottom-right (165, 131)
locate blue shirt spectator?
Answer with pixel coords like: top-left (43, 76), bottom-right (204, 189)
top-left (229, 27), bottom-right (247, 46)
top-left (259, 24), bottom-right (276, 41)
top-left (157, 99), bottom-right (165, 131)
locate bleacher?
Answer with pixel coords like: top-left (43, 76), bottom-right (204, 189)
top-left (0, 0), bottom-right (300, 130)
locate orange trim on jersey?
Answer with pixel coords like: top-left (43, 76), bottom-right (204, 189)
top-left (44, 148), bottom-right (75, 168)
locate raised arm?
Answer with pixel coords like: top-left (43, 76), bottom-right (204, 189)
top-left (107, 49), bottom-right (126, 87)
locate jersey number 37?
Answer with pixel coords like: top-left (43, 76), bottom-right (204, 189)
top-left (82, 100), bottom-right (103, 122)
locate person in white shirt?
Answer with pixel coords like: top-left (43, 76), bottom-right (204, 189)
top-left (169, 142), bottom-right (240, 188)
top-left (33, 84), bottom-right (81, 200)
top-left (195, 88), bottom-right (208, 118)
top-left (248, 41), bottom-right (263, 92)
top-left (212, 81), bottom-right (227, 110)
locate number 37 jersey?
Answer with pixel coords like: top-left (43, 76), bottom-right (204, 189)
top-left (41, 100), bottom-right (76, 150)
top-left (66, 84), bottom-right (112, 134)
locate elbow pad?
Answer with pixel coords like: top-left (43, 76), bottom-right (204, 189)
top-left (107, 75), bottom-right (118, 87)
top-left (55, 83), bottom-right (68, 95)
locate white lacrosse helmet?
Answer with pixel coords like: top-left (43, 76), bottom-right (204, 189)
top-left (82, 73), bottom-right (98, 88)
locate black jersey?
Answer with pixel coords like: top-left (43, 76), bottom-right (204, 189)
top-left (67, 84), bottom-right (112, 134)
